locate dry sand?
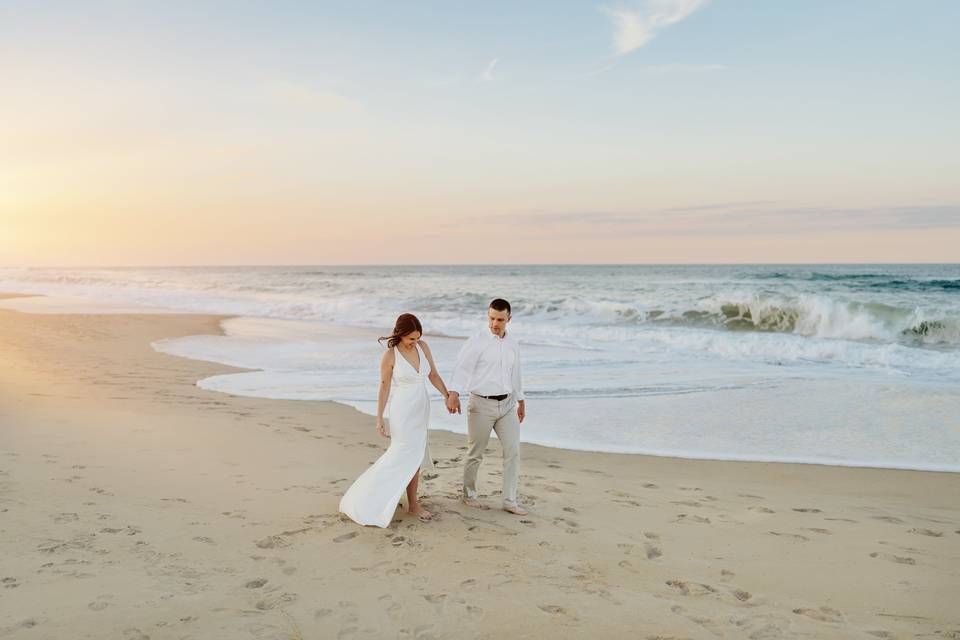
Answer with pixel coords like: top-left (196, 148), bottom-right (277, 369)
top-left (1, 296), bottom-right (958, 639)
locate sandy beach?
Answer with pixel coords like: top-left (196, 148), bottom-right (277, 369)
top-left (1, 296), bottom-right (958, 640)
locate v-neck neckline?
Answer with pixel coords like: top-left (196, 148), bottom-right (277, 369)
top-left (396, 344), bottom-right (421, 374)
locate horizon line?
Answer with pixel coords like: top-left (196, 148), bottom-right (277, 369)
top-left (2, 261), bottom-right (959, 269)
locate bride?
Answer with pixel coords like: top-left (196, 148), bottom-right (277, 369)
top-left (339, 313), bottom-right (451, 527)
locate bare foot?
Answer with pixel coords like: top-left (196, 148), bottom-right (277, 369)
top-left (463, 497), bottom-right (489, 510)
top-left (409, 505), bottom-right (433, 520)
top-left (503, 505), bottom-right (528, 516)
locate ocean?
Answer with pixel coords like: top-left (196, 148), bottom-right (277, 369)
top-left (2, 264), bottom-right (958, 472)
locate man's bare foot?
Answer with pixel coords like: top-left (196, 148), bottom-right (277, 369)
top-left (503, 505), bottom-right (528, 516)
top-left (409, 505), bottom-right (433, 520)
top-left (462, 497), bottom-right (489, 510)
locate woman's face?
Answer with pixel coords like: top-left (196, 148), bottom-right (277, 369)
top-left (399, 331), bottom-right (421, 348)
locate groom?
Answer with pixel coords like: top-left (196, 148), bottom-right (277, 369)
top-left (446, 298), bottom-right (527, 516)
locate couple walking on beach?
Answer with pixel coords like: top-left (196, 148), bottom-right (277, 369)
top-left (338, 298), bottom-right (527, 528)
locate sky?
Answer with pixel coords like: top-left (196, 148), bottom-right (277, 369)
top-left (2, 0), bottom-right (959, 266)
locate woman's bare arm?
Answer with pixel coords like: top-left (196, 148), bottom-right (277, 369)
top-left (376, 349), bottom-right (394, 437)
top-left (419, 341), bottom-right (450, 398)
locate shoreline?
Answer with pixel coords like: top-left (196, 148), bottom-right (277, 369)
top-left (1, 297), bottom-right (959, 638)
top-left (6, 292), bottom-right (956, 475)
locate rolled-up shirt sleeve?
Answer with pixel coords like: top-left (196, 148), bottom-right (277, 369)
top-left (450, 336), bottom-right (479, 396)
top-left (512, 343), bottom-right (524, 401)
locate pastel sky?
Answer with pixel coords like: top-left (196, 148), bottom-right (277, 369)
top-left (2, 0), bottom-right (958, 266)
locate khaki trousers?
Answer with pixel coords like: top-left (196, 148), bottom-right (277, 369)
top-left (463, 394), bottom-right (520, 508)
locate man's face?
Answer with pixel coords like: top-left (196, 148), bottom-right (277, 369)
top-left (487, 307), bottom-right (510, 337)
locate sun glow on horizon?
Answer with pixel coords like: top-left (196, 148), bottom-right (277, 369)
top-left (2, 2), bottom-right (958, 266)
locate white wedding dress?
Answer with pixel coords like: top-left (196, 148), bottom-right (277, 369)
top-left (338, 344), bottom-right (433, 528)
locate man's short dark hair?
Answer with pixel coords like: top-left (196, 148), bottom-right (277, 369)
top-left (489, 298), bottom-right (511, 315)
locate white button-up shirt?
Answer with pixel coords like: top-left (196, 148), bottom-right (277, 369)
top-left (450, 329), bottom-right (524, 401)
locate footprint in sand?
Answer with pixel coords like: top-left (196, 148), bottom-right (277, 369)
top-left (537, 604), bottom-right (578, 623)
top-left (552, 517), bottom-right (580, 533)
top-left (245, 578), bottom-right (268, 589)
top-left (749, 506), bottom-right (776, 514)
top-left (378, 594), bottom-right (403, 620)
top-left (2, 577), bottom-right (19, 589)
top-left (350, 561), bottom-right (389, 574)
top-left (422, 593), bottom-right (447, 612)
top-left (192, 536), bottom-right (215, 544)
top-left (667, 605), bottom-right (723, 634)
top-left (871, 515), bottom-right (905, 524)
top-left (792, 508), bottom-right (822, 513)
top-left (52, 512), bottom-right (79, 523)
top-left (792, 606), bottom-right (843, 623)
top-left (768, 531), bottom-right (809, 542)
top-left (618, 559), bottom-right (639, 573)
top-left (254, 535), bottom-right (291, 549)
top-left (333, 532), bottom-right (359, 543)
top-left (731, 589), bottom-right (752, 602)
top-left (255, 592), bottom-right (298, 610)
top-left (666, 580), bottom-right (717, 596)
top-left (122, 526), bottom-right (141, 535)
top-left (869, 552), bottom-right (917, 565)
top-left (825, 517), bottom-right (859, 523)
top-left (644, 543), bottom-right (662, 560)
top-left (88, 595), bottom-right (113, 611)
top-left (673, 514), bottom-right (711, 525)
top-left (908, 528), bottom-right (943, 537)
top-left (805, 528), bottom-right (833, 535)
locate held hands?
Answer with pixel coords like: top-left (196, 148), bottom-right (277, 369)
top-left (517, 400), bottom-right (525, 423)
top-left (445, 392), bottom-right (461, 414)
top-left (376, 417), bottom-right (389, 438)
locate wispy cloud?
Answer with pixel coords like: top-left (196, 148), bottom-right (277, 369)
top-left (634, 63), bottom-right (727, 73)
top-left (265, 81), bottom-right (364, 114)
top-left (465, 204), bottom-right (960, 236)
top-left (479, 58), bottom-right (499, 82)
top-left (602, 0), bottom-right (711, 56)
